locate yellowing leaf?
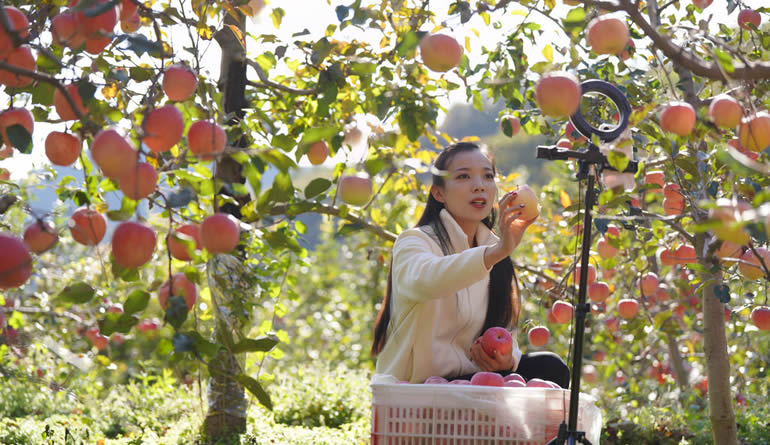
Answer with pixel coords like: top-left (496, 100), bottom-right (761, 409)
top-left (543, 44), bottom-right (554, 63)
top-left (472, 28), bottom-right (480, 38)
top-left (461, 135), bottom-right (481, 142)
top-left (225, 24), bottom-right (246, 49)
top-left (95, 202), bottom-right (109, 213)
top-left (101, 83), bottom-right (117, 100)
top-left (560, 190), bottom-right (571, 207)
top-left (197, 24), bottom-right (213, 40)
top-left (465, 36), bottom-right (471, 53)
top-left (511, 9), bottom-right (528, 16)
top-left (545, 0), bottom-right (556, 9)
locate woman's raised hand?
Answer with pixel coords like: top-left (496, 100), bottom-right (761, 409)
top-left (483, 190), bottom-right (538, 269)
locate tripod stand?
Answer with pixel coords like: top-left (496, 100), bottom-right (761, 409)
top-left (537, 80), bottom-right (638, 445)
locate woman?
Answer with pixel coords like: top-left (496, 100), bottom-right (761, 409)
top-left (371, 142), bottom-right (569, 387)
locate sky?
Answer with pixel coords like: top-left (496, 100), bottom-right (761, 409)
top-left (0, 0), bottom-right (764, 178)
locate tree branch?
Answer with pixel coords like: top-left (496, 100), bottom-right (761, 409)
top-left (245, 59), bottom-right (321, 95)
top-left (268, 202), bottom-right (397, 241)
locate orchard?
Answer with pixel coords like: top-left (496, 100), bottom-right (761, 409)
top-left (0, 0), bottom-right (769, 444)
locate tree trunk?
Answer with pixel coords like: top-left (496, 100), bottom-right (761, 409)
top-left (697, 233), bottom-right (738, 445)
top-left (204, 4), bottom-right (250, 442)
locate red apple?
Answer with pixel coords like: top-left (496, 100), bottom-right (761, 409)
top-left (619, 38), bottom-right (635, 61)
top-left (91, 129), bottom-right (138, 179)
top-left (137, 318), bottom-right (160, 332)
top-left (750, 306), bottom-right (770, 331)
top-left (142, 105), bottom-right (184, 153)
top-left (68, 208), bottom-right (106, 246)
top-left (583, 364), bottom-right (598, 384)
top-left (673, 244), bottom-right (696, 264)
top-left (504, 380), bottom-right (526, 388)
top-left (158, 272), bottom-right (197, 311)
top-left (509, 184), bottom-right (539, 220)
top-left (306, 140), bottom-right (329, 165)
top-left (574, 264), bottom-right (596, 285)
top-left (23, 221), bottom-right (58, 254)
top-left (605, 316), bottom-right (620, 332)
top-left (716, 240), bottom-right (742, 264)
top-left (588, 281), bottom-right (610, 303)
top-left (0, 108), bottom-right (33, 149)
top-left (556, 138), bottom-right (572, 149)
top-left (418, 33), bottom-right (463, 73)
top-left (708, 94), bottom-right (743, 129)
top-left (168, 223), bottom-right (202, 261)
top-left (728, 138), bottom-right (760, 161)
top-left (586, 16), bottom-right (629, 55)
top-left (470, 371), bottom-right (504, 387)
top-left (597, 238), bottom-right (618, 259)
top-left (107, 303), bottom-right (124, 314)
top-left (119, 162), bottom-right (158, 201)
top-left (663, 197), bottom-right (685, 215)
top-left (525, 378), bottom-right (554, 388)
top-left (120, 11), bottom-right (141, 33)
top-left (188, 120), bottom-right (226, 160)
top-left (738, 9), bottom-right (761, 30)
top-left (710, 198), bottom-right (752, 245)
top-left (339, 175), bottom-right (373, 207)
top-left (449, 379), bottom-right (471, 385)
top-left (200, 212), bottom-right (240, 253)
top-left (551, 301), bottom-right (574, 324)
top-left (45, 131), bottom-right (82, 166)
top-left (527, 325), bottom-right (550, 347)
top-left (53, 84), bottom-right (88, 121)
top-left (424, 375), bottom-right (449, 384)
top-left (503, 373), bottom-right (526, 384)
top-left (644, 170), bottom-right (664, 191)
top-left (638, 272), bottom-right (659, 296)
top-left (617, 298), bottom-right (639, 319)
top-left (112, 221), bottom-right (156, 269)
top-left (738, 112), bottom-right (770, 153)
top-left (535, 71), bottom-right (581, 118)
top-left (693, 0), bottom-right (713, 9)
top-left (501, 115), bottom-right (521, 137)
top-left (0, 233), bottom-right (32, 289)
top-left (660, 101), bottom-right (696, 136)
top-left (663, 183), bottom-right (684, 202)
top-left (0, 7), bottom-right (29, 58)
top-left (480, 326), bottom-right (513, 357)
top-left (738, 247), bottom-right (770, 280)
top-left (162, 63), bottom-right (198, 101)
top-left (111, 333), bottom-right (126, 344)
top-left (119, 0), bottom-right (138, 21)
top-left (51, 12), bottom-right (86, 48)
top-left (654, 286), bottom-right (670, 302)
top-left (0, 45), bottom-right (35, 88)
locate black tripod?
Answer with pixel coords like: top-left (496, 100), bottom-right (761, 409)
top-left (537, 80), bottom-right (638, 445)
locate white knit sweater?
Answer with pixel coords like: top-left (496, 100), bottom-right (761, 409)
top-left (374, 209), bottom-right (522, 383)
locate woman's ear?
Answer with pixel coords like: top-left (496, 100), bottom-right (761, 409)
top-left (430, 185), bottom-right (445, 203)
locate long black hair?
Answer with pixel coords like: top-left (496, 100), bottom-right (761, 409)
top-left (372, 142), bottom-right (521, 356)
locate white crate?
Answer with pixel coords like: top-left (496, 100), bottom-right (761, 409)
top-left (371, 383), bottom-right (602, 445)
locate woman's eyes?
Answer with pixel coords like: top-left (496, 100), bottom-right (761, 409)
top-left (455, 173), bottom-right (495, 179)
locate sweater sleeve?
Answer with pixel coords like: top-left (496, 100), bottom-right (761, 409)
top-left (392, 230), bottom-right (490, 303)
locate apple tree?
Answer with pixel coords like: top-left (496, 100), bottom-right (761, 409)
top-left (0, 0), bottom-right (768, 443)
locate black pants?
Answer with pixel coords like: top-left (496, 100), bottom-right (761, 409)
top-left (452, 351), bottom-right (570, 388)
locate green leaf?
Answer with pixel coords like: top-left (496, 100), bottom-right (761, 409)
top-left (260, 149), bottom-right (297, 172)
top-left (563, 7), bottom-right (586, 27)
top-left (234, 374), bottom-right (273, 410)
top-left (231, 334), bottom-right (279, 354)
top-left (304, 178), bottom-right (331, 199)
top-left (6, 125), bottom-right (32, 154)
top-left (300, 127), bottom-right (338, 145)
top-left (271, 134), bottom-right (295, 151)
top-left (107, 196), bottom-right (138, 221)
top-left (156, 338), bottom-right (173, 355)
top-left (164, 295), bottom-right (189, 329)
top-left (172, 332), bottom-right (195, 353)
top-left (58, 282), bottom-right (95, 304)
top-left (335, 222), bottom-right (365, 238)
top-left (167, 187), bottom-right (196, 208)
top-left (269, 171), bottom-right (293, 202)
top-left (714, 49), bottom-right (734, 74)
top-left (607, 150), bottom-right (630, 173)
top-left (125, 34), bottom-right (164, 56)
top-left (129, 66), bottom-right (154, 82)
top-left (123, 289), bottom-right (150, 315)
top-left (112, 257), bottom-right (140, 281)
top-left (396, 31), bottom-right (419, 57)
top-left (713, 284), bottom-right (730, 303)
top-left (181, 330), bottom-right (220, 357)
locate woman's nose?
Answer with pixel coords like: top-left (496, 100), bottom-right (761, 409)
top-left (472, 177), bottom-right (485, 191)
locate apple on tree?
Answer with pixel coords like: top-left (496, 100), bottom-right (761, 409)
top-left (527, 325), bottom-right (550, 347)
top-left (738, 247), bottom-right (770, 280)
top-left (617, 298), bottom-right (640, 319)
top-left (500, 115), bottom-right (521, 137)
top-left (141, 105), bottom-right (184, 153)
top-left (0, 233), bottom-right (32, 289)
top-left (119, 162), bottom-right (158, 201)
top-left (201, 212), bottom-right (241, 253)
top-left (738, 112), bottom-right (770, 152)
top-left (750, 306), bottom-right (770, 331)
top-left (708, 94), bottom-right (743, 129)
top-left (0, 108), bottom-right (33, 149)
top-left (551, 301), bottom-right (574, 324)
top-left (158, 273), bottom-right (197, 311)
top-left (68, 208), bottom-right (107, 246)
top-left (418, 33), bottom-right (463, 73)
top-left (53, 84), bottom-right (88, 121)
top-left (738, 9), bottom-right (762, 30)
top-left (535, 71), bottom-right (581, 118)
top-left (586, 15), bottom-right (629, 55)
top-left (659, 101), bottom-right (696, 136)
top-left (90, 128), bottom-right (138, 179)
top-left (111, 221), bottom-right (157, 269)
top-left (45, 131), bottom-right (82, 167)
top-left (306, 140), bottom-right (329, 165)
top-left (23, 221), bottom-right (58, 254)
top-left (339, 174), bottom-right (373, 207)
top-left (162, 63), bottom-right (198, 101)
top-left (168, 223), bottom-right (202, 261)
top-left (188, 120), bottom-right (227, 160)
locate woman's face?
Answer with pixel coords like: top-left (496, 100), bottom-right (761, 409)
top-left (431, 149), bottom-right (497, 230)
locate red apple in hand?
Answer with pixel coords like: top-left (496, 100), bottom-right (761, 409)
top-left (481, 327), bottom-right (512, 357)
top-left (509, 184), bottom-right (539, 220)
top-left (470, 372), bottom-right (504, 387)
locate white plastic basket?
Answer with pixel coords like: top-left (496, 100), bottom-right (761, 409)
top-left (371, 383), bottom-right (602, 445)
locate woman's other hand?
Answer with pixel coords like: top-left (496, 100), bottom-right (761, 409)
top-left (484, 191), bottom-right (538, 269)
top-left (470, 337), bottom-right (514, 372)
